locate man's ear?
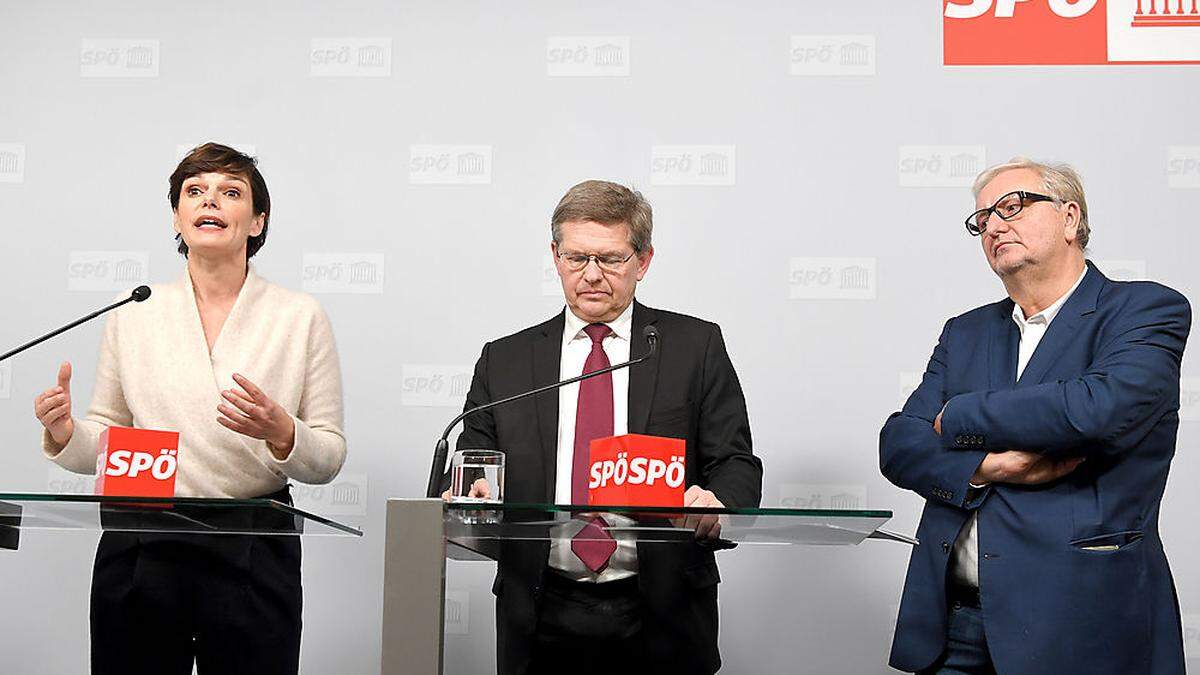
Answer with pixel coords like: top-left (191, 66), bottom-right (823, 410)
top-left (1061, 202), bottom-right (1080, 246)
top-left (635, 245), bottom-right (654, 281)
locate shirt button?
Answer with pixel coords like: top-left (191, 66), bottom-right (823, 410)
top-left (942, 542), bottom-right (950, 554)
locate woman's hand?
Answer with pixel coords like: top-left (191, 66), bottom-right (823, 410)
top-left (216, 373), bottom-right (296, 459)
top-left (34, 362), bottom-right (75, 446)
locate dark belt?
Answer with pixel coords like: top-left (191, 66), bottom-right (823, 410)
top-left (948, 583), bottom-right (981, 609)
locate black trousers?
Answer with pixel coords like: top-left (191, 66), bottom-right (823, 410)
top-left (529, 573), bottom-right (650, 675)
top-left (90, 487), bottom-right (303, 675)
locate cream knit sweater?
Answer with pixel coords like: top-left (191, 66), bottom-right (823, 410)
top-left (43, 267), bottom-right (346, 498)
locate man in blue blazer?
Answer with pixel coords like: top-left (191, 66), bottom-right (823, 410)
top-left (881, 158), bottom-right (1191, 674)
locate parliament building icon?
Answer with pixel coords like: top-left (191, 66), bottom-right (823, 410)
top-left (1133, 0), bottom-right (1200, 26)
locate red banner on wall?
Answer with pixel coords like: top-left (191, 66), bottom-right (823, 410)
top-left (944, 0), bottom-right (1200, 65)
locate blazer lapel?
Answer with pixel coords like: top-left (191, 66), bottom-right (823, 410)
top-left (628, 301), bottom-right (661, 435)
top-left (1016, 263), bottom-right (1103, 387)
top-left (989, 299), bottom-right (1019, 390)
top-left (532, 311), bottom-right (565, 501)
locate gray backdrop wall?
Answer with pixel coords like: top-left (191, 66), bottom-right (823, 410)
top-left (2, 1), bottom-right (1198, 673)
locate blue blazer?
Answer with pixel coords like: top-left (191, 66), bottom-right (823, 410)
top-left (881, 262), bottom-right (1191, 674)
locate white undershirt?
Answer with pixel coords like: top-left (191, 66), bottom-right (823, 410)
top-left (548, 303), bottom-right (638, 582)
top-left (951, 266), bottom-right (1087, 588)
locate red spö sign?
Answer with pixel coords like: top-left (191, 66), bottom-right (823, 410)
top-left (588, 434), bottom-right (686, 507)
top-left (94, 426), bottom-right (180, 498)
top-left (944, 0), bottom-right (1200, 65)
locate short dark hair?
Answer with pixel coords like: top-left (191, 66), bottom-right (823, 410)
top-left (551, 180), bottom-right (653, 253)
top-left (169, 143), bottom-right (271, 259)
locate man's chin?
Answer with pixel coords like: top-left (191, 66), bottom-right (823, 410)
top-left (570, 297), bottom-right (619, 322)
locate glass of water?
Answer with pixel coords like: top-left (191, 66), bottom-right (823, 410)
top-left (449, 450), bottom-right (505, 504)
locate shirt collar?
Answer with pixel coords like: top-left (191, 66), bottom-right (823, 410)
top-left (1012, 265), bottom-right (1087, 328)
top-left (563, 301), bottom-right (635, 346)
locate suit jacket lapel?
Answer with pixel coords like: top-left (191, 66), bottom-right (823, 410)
top-left (629, 301), bottom-right (661, 435)
top-left (532, 311), bottom-right (565, 501)
top-left (989, 299), bottom-right (1019, 390)
top-left (1016, 263), bottom-right (1103, 387)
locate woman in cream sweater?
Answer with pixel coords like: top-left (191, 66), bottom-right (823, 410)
top-left (32, 143), bottom-right (345, 675)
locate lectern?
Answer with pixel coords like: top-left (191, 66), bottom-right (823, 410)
top-left (380, 499), bottom-right (914, 675)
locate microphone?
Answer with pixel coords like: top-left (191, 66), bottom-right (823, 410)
top-left (0, 286), bottom-right (152, 363)
top-left (425, 323), bottom-right (660, 498)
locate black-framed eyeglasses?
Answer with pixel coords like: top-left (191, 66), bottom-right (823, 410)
top-left (556, 251), bottom-right (636, 273)
top-left (964, 190), bottom-right (1058, 236)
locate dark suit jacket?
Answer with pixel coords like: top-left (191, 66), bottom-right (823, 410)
top-left (455, 301), bottom-right (762, 675)
top-left (880, 262), bottom-right (1191, 674)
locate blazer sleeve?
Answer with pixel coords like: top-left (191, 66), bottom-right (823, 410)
top-left (695, 325), bottom-right (762, 509)
top-left (880, 318), bottom-right (990, 509)
top-left (439, 341), bottom-right (500, 493)
top-left (42, 311), bottom-right (133, 474)
top-left (939, 285), bottom-right (1191, 458)
top-left (272, 305), bottom-right (347, 484)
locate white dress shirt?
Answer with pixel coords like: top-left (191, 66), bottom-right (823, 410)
top-left (547, 303), bottom-right (639, 582)
top-left (951, 266), bottom-right (1088, 588)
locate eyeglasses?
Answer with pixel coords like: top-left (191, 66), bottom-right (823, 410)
top-left (964, 190), bottom-right (1059, 236)
top-left (556, 250), bottom-right (636, 273)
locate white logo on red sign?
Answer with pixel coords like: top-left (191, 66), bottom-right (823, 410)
top-left (590, 452), bottom-right (686, 490)
top-left (103, 449), bottom-right (178, 480)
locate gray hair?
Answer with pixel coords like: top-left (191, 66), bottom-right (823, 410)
top-left (972, 157), bottom-right (1090, 250)
top-left (551, 180), bottom-right (653, 253)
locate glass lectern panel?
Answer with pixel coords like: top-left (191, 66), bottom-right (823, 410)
top-left (0, 493), bottom-right (362, 542)
top-left (443, 502), bottom-right (907, 560)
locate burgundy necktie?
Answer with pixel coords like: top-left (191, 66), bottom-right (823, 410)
top-left (571, 323), bottom-right (617, 573)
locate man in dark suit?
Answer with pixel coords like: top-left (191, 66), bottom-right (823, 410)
top-left (881, 158), bottom-right (1190, 674)
top-left (452, 180), bottom-right (762, 675)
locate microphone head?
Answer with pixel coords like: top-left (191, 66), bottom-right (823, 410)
top-left (131, 286), bottom-right (152, 302)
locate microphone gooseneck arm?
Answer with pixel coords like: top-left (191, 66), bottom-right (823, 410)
top-left (425, 325), bottom-right (658, 498)
top-left (0, 286), bottom-right (152, 364)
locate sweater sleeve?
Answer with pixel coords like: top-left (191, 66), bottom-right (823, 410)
top-left (271, 304), bottom-right (347, 484)
top-left (43, 311), bottom-right (134, 474)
